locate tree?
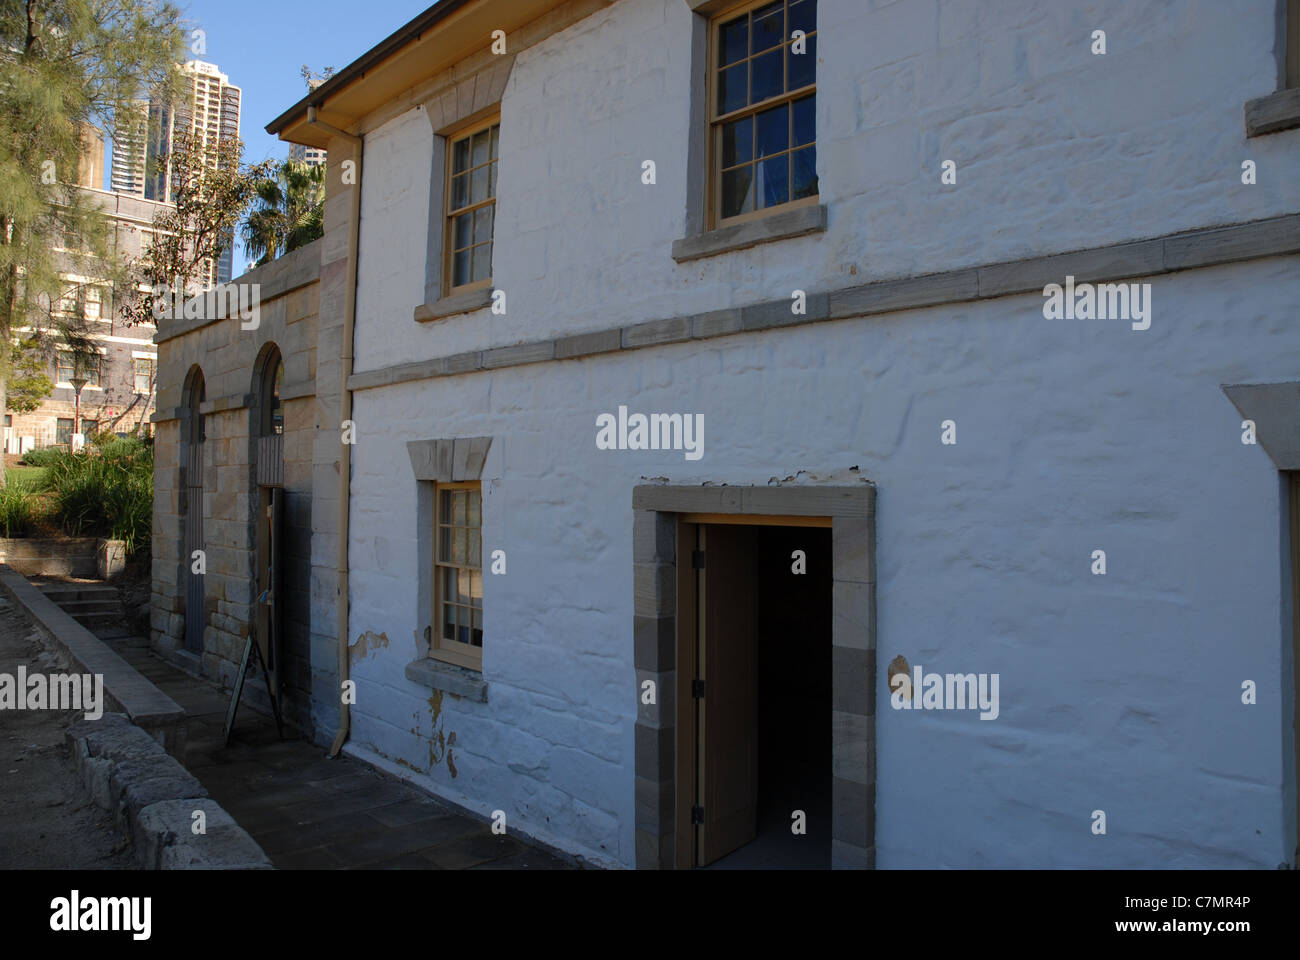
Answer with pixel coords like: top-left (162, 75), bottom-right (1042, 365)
top-left (3, 337), bottom-right (52, 413)
top-left (241, 159), bottom-right (325, 267)
top-left (0, 0), bottom-right (183, 475)
top-left (119, 126), bottom-right (272, 325)
top-left (300, 64), bottom-right (335, 89)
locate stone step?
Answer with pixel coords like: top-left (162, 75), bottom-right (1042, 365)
top-left (57, 599), bottom-right (124, 615)
top-left (71, 612), bottom-right (125, 630)
top-left (39, 584), bottom-right (119, 602)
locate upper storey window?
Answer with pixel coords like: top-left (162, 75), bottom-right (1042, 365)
top-left (711, 0), bottom-right (817, 226)
top-left (444, 118), bottom-right (500, 295)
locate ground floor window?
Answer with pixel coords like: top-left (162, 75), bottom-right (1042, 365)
top-left (432, 481), bottom-right (484, 670)
top-left (55, 418), bottom-right (73, 445)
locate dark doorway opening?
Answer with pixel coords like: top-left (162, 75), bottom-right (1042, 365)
top-left (689, 521), bottom-right (832, 869)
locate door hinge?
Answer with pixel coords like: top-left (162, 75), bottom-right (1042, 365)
top-left (692, 678), bottom-right (705, 699)
top-left (691, 805), bottom-right (705, 825)
top-left (692, 549), bottom-right (705, 570)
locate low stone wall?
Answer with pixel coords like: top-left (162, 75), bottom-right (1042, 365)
top-left (66, 713), bottom-right (272, 869)
top-left (0, 538), bottom-right (127, 579)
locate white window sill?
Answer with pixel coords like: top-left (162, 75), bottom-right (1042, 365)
top-left (405, 656), bottom-right (488, 702)
top-left (1245, 87), bottom-right (1300, 137)
top-left (671, 203), bottom-right (827, 262)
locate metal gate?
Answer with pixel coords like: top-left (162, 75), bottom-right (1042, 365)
top-left (184, 440), bottom-right (205, 653)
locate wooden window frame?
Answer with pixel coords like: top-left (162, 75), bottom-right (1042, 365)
top-left (442, 113), bottom-right (501, 298)
top-left (707, 0), bottom-right (818, 230)
top-left (55, 350), bottom-right (75, 385)
top-left (58, 349), bottom-right (101, 388)
top-left (133, 357), bottom-right (155, 395)
top-left (431, 480), bottom-right (484, 671)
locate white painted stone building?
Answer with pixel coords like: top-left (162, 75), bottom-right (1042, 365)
top-left (157, 0), bottom-right (1300, 869)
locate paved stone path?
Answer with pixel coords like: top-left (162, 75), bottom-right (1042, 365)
top-left (89, 626), bottom-right (572, 870)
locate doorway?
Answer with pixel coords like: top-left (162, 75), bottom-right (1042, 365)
top-left (1290, 473), bottom-right (1300, 867)
top-left (677, 517), bottom-right (833, 868)
top-left (255, 349), bottom-right (285, 694)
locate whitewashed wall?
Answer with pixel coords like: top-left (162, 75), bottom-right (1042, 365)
top-left (341, 0), bottom-right (1300, 867)
top-left (355, 0), bottom-right (1299, 373)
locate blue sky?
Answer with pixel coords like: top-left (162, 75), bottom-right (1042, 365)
top-left (113, 0), bottom-right (433, 272)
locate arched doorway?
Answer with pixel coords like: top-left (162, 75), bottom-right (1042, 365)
top-left (182, 367), bottom-right (206, 654)
top-left (253, 346), bottom-right (284, 693)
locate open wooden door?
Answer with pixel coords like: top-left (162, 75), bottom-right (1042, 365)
top-left (696, 523), bottom-right (759, 865)
top-left (255, 486), bottom-right (284, 693)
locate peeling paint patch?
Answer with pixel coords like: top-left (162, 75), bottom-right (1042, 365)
top-left (424, 690), bottom-right (458, 776)
top-left (888, 654), bottom-right (912, 702)
top-left (349, 630), bottom-right (390, 665)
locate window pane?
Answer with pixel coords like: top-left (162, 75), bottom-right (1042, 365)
top-left (439, 524), bottom-right (451, 562)
top-left (721, 115), bottom-right (753, 167)
top-left (718, 62), bottom-right (746, 114)
top-left (719, 15), bottom-right (748, 66)
top-left (751, 1), bottom-right (783, 53)
top-left (721, 165), bottom-right (755, 219)
top-left (469, 570), bottom-right (483, 601)
top-left (789, 0), bottom-right (816, 36)
top-left (453, 212), bottom-right (472, 251)
top-left (787, 31), bottom-right (816, 89)
top-left (793, 94), bottom-right (815, 146)
top-left (474, 205), bottom-right (494, 244)
top-left (757, 153), bottom-right (789, 208)
top-left (453, 491), bottom-right (466, 525)
top-left (755, 102), bottom-right (789, 157)
top-left (471, 609), bottom-right (482, 647)
top-left (792, 145), bottom-right (818, 199)
top-left (471, 165), bottom-right (488, 204)
top-left (469, 534), bottom-right (481, 568)
top-left (469, 491), bottom-right (481, 526)
top-left (451, 172), bottom-right (468, 210)
top-left (488, 160), bottom-right (497, 199)
top-left (453, 137), bottom-right (470, 174)
top-left (471, 129), bottom-right (489, 167)
top-left (454, 249), bottom-right (471, 287)
top-left (750, 48), bottom-right (783, 103)
top-left (442, 569), bottom-right (457, 628)
top-left (472, 242), bottom-right (491, 282)
top-left (489, 124), bottom-right (500, 159)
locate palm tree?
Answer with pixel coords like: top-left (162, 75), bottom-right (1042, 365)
top-left (241, 160), bottom-right (325, 267)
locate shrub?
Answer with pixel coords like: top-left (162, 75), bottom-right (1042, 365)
top-left (44, 436), bottom-right (154, 555)
top-left (0, 484), bottom-right (36, 538)
top-left (20, 447), bottom-right (65, 468)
